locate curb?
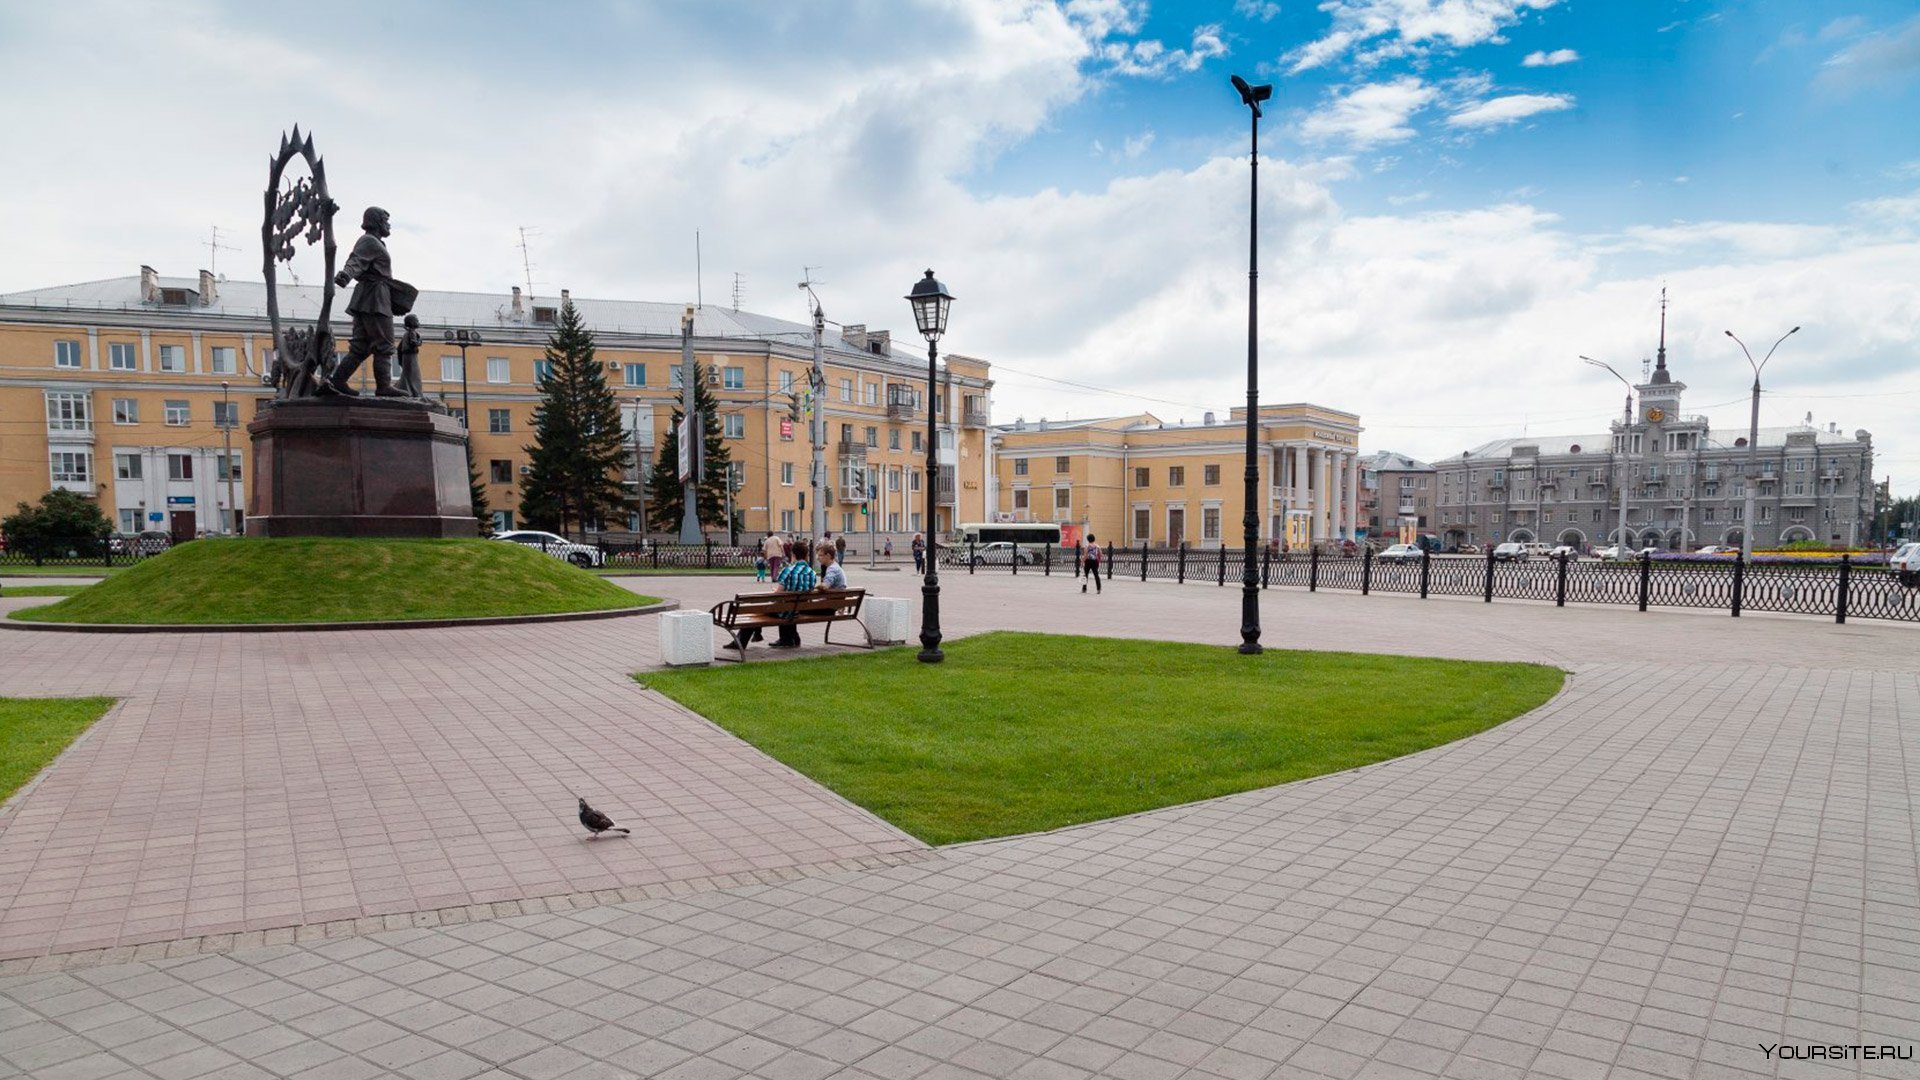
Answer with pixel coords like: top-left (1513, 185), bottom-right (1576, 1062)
top-left (0, 599), bottom-right (678, 634)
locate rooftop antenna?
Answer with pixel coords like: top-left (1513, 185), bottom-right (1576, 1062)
top-left (731, 272), bottom-right (745, 312)
top-left (516, 226), bottom-right (541, 301)
top-left (206, 226), bottom-right (239, 278)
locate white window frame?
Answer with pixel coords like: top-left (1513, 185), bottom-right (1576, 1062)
top-left (723, 367), bottom-right (745, 390)
top-left (840, 378), bottom-right (853, 402)
top-left (167, 453), bottom-right (193, 481)
top-left (780, 462), bottom-right (794, 486)
top-left (488, 408), bottom-right (512, 434)
top-left (164, 400), bottom-right (190, 426)
top-left (213, 401), bottom-right (239, 428)
top-left (46, 391), bottom-right (92, 431)
top-left (210, 346), bottom-right (237, 375)
top-left (51, 450), bottom-right (90, 483)
top-left (112, 398), bottom-right (138, 425)
top-left (108, 342), bottom-right (138, 371)
top-left (624, 363), bottom-right (645, 387)
top-left (118, 508), bottom-right (142, 533)
top-left (486, 357), bottom-right (510, 384)
top-left (157, 344), bottom-right (186, 373)
top-left (440, 356), bottom-right (462, 383)
top-left (723, 414), bottom-right (745, 439)
top-left (779, 370), bottom-right (794, 392)
top-left (115, 452), bottom-right (142, 481)
top-left (864, 382), bottom-right (879, 405)
top-left (54, 340), bottom-right (82, 368)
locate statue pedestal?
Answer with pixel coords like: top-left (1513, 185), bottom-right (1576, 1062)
top-left (245, 398), bottom-right (478, 538)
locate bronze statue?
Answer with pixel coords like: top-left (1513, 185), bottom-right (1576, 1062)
top-left (395, 314), bottom-right (424, 397)
top-left (328, 206), bottom-right (415, 398)
top-left (261, 128), bottom-right (338, 400)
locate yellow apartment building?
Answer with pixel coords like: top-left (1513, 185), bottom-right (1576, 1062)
top-left (0, 268), bottom-right (994, 543)
top-left (988, 405), bottom-right (1364, 550)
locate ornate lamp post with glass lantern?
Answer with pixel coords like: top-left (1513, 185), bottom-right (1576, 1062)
top-left (905, 270), bottom-right (953, 664)
top-left (1230, 73), bottom-right (1272, 655)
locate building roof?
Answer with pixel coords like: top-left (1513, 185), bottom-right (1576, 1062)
top-left (1458, 424), bottom-right (1865, 461)
top-left (1363, 450), bottom-right (1434, 472)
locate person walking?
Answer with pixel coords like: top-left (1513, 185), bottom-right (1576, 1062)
top-left (771, 539), bottom-right (816, 648)
top-left (1082, 533), bottom-right (1103, 594)
top-left (884, 538), bottom-right (894, 559)
top-left (762, 532), bottom-right (785, 581)
top-left (911, 532), bottom-right (925, 573)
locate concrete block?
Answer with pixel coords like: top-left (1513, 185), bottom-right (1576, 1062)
top-left (865, 597), bottom-right (912, 645)
top-left (660, 609), bottom-right (715, 665)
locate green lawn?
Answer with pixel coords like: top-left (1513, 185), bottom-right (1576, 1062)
top-left (0, 697), bottom-right (116, 802)
top-left (0, 565), bottom-right (121, 577)
top-left (641, 632), bottom-right (1565, 844)
top-left (2, 585), bottom-right (88, 597)
top-left (11, 538), bottom-right (657, 625)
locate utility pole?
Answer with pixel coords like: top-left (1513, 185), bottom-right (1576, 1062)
top-left (221, 382), bottom-right (237, 534)
top-left (677, 305), bottom-right (701, 544)
top-left (631, 398), bottom-right (648, 540)
top-left (803, 273), bottom-right (827, 542)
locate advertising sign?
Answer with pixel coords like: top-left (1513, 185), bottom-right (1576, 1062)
top-left (677, 412), bottom-right (697, 483)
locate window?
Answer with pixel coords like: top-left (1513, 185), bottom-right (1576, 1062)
top-left (1134, 508), bottom-right (1150, 540)
top-left (724, 367), bottom-right (745, 390)
top-left (1204, 465), bottom-right (1220, 485)
top-left (50, 451), bottom-right (89, 483)
top-left (217, 454), bottom-right (242, 481)
top-left (115, 452), bottom-right (142, 481)
top-left (164, 400), bottom-right (189, 426)
top-left (910, 470), bottom-right (921, 492)
top-left (889, 429), bottom-right (900, 450)
top-left (844, 512), bottom-right (856, 532)
top-left (1055, 456), bottom-right (1070, 473)
top-left (864, 382), bottom-right (878, 405)
top-left (168, 454), bottom-right (193, 481)
top-left (119, 509), bottom-right (142, 533)
top-left (1013, 489), bottom-right (1029, 510)
top-left (1705, 507), bottom-right (1716, 523)
top-left (779, 370), bottom-right (794, 392)
top-left (486, 357), bottom-right (510, 384)
top-left (840, 378), bottom-right (853, 402)
top-left (670, 367), bottom-right (684, 388)
top-left (865, 426), bottom-right (878, 448)
top-left (1760, 507), bottom-right (1772, 523)
top-left (724, 414), bottom-right (745, 439)
top-left (940, 429), bottom-right (955, 451)
top-left (1013, 458), bottom-right (1028, 476)
top-left (158, 345), bottom-right (186, 373)
top-left (1203, 507), bottom-right (1221, 542)
top-left (112, 398), bottom-right (138, 425)
top-left (533, 360), bottom-right (555, 384)
top-left (46, 391), bottom-right (91, 431)
top-left (492, 510), bottom-right (514, 532)
top-left (489, 460), bottom-right (513, 484)
top-left (912, 432), bottom-right (924, 453)
top-left (780, 462), bottom-right (794, 486)
top-left (1135, 467), bottom-right (1149, 487)
top-left (210, 346), bottom-right (237, 375)
top-left (840, 423), bottom-right (854, 444)
top-left (54, 340), bottom-right (82, 368)
top-left (1592, 509), bottom-right (1602, 523)
top-left (488, 409), bottom-right (511, 434)
top-left (440, 356), bottom-right (462, 383)
top-left (213, 401), bottom-right (239, 428)
top-left (1704, 483), bottom-right (1719, 498)
top-left (109, 342), bottom-right (137, 371)
top-left (1169, 466), bottom-right (1186, 486)
top-left (1788, 508), bottom-right (1807, 523)
top-left (1054, 487), bottom-right (1071, 510)
top-left (780, 510), bottom-right (795, 532)
top-left (624, 363), bottom-right (645, 387)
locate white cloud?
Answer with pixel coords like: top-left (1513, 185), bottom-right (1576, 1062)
top-left (1819, 13), bottom-right (1920, 92)
top-left (1288, 0), bottom-right (1561, 72)
top-left (1300, 76), bottom-right (1438, 147)
top-left (1122, 130), bottom-right (1156, 159)
top-left (1446, 92), bottom-right (1575, 128)
top-left (1522, 47), bottom-right (1579, 66)
top-left (1234, 0), bottom-right (1283, 21)
top-left (1097, 23), bottom-right (1228, 77)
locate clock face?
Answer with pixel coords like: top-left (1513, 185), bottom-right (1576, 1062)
top-left (1646, 407), bottom-right (1666, 423)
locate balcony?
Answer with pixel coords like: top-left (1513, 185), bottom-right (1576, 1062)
top-left (1487, 476), bottom-right (1505, 488)
top-left (887, 401), bottom-right (916, 422)
top-left (836, 439), bottom-right (868, 460)
top-left (963, 407), bottom-right (990, 428)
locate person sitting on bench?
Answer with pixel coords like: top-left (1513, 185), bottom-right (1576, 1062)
top-left (770, 539), bottom-right (816, 648)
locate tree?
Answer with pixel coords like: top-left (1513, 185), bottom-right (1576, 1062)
top-left (466, 440), bottom-right (492, 537)
top-left (519, 300), bottom-right (631, 534)
top-left (2, 489), bottom-right (113, 561)
top-left (646, 362), bottom-right (734, 536)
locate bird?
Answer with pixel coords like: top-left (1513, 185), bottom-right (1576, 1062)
top-left (575, 795), bottom-right (631, 838)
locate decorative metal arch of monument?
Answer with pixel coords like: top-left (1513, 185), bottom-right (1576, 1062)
top-left (246, 127), bottom-right (476, 539)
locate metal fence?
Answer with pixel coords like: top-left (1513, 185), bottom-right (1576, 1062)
top-left (951, 541), bottom-right (1920, 625)
top-left (0, 534), bottom-right (135, 568)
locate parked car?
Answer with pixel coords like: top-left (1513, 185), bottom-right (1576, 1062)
top-left (1492, 542), bottom-right (1529, 562)
top-left (1548, 544), bottom-right (1577, 559)
top-left (966, 541), bottom-right (1034, 567)
top-left (1522, 542), bottom-right (1553, 558)
top-left (1378, 543), bottom-right (1424, 564)
top-left (1892, 542), bottom-right (1920, 586)
top-left (1695, 545), bottom-right (1734, 555)
top-left (126, 531), bottom-right (172, 556)
top-left (495, 530), bottom-right (604, 568)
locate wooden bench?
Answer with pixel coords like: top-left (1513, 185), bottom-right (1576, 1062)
top-left (709, 588), bottom-right (871, 660)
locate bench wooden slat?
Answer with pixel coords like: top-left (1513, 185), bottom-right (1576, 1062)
top-left (709, 589), bottom-right (870, 660)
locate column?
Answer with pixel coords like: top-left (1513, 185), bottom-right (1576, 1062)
top-left (1347, 452), bottom-right (1361, 539)
top-left (1309, 448), bottom-right (1324, 542)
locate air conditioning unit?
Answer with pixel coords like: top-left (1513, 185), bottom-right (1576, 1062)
top-left (606, 361), bottom-right (620, 371)
top-left (706, 368), bottom-right (720, 385)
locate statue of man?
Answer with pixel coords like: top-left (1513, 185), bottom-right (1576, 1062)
top-left (329, 206), bottom-right (409, 398)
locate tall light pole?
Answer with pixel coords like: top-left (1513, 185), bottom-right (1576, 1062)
top-left (677, 305), bottom-right (702, 544)
top-left (220, 381), bottom-right (237, 534)
top-left (1581, 356), bottom-right (1635, 553)
top-left (803, 286), bottom-right (827, 543)
top-left (1724, 326), bottom-right (1799, 560)
top-left (906, 270), bottom-right (953, 664)
top-left (1232, 73), bottom-right (1272, 656)
top-left (630, 398), bottom-right (649, 538)
top-left (442, 329), bottom-right (481, 428)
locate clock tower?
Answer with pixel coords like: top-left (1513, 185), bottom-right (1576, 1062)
top-left (1636, 289), bottom-right (1686, 433)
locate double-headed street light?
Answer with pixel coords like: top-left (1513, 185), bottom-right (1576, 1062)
top-left (905, 270), bottom-right (953, 665)
top-left (1581, 356), bottom-right (1635, 553)
top-left (1231, 72), bottom-right (1272, 656)
top-left (442, 328), bottom-right (482, 428)
top-left (1724, 326), bottom-right (1799, 560)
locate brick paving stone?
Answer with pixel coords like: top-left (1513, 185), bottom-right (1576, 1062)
top-left (0, 573), bottom-right (1914, 1079)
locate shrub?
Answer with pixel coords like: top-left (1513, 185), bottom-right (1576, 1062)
top-left (1, 490), bottom-right (111, 562)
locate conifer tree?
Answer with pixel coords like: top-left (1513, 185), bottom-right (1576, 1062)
top-left (519, 300), bottom-right (630, 533)
top-left (646, 362), bottom-right (734, 535)
top-left (466, 440), bottom-right (492, 536)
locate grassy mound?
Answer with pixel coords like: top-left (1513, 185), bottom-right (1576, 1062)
top-left (642, 631), bottom-right (1565, 844)
top-left (11, 538), bottom-right (655, 625)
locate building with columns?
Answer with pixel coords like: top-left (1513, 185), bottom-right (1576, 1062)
top-left (986, 403), bottom-right (1364, 549)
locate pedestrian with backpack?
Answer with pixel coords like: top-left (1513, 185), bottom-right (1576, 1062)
top-left (1082, 534), bottom-right (1103, 594)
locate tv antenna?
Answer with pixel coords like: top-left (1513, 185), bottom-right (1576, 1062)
top-left (206, 226), bottom-right (240, 278)
top-left (731, 272), bottom-right (745, 312)
top-left (516, 226), bottom-right (542, 300)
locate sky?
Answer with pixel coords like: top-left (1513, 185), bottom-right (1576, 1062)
top-left (2, 0), bottom-right (1917, 492)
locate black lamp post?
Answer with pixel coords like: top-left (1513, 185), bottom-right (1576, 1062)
top-left (905, 269), bottom-right (953, 664)
top-left (1232, 73), bottom-right (1272, 655)
top-left (442, 328), bottom-right (481, 428)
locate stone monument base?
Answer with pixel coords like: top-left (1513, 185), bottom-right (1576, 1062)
top-left (246, 398), bottom-right (478, 538)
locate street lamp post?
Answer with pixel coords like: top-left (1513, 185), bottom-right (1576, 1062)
top-left (678, 306), bottom-right (702, 544)
top-left (442, 329), bottom-right (482, 428)
top-left (220, 382), bottom-right (237, 534)
top-left (905, 270), bottom-right (953, 664)
top-left (1231, 72), bottom-right (1272, 656)
top-left (1724, 326), bottom-right (1799, 560)
top-left (631, 398), bottom-right (649, 539)
top-left (1581, 356), bottom-right (1635, 553)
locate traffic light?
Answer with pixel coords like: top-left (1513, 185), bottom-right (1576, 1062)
top-left (859, 504), bottom-right (868, 517)
top-left (787, 392), bottom-right (801, 422)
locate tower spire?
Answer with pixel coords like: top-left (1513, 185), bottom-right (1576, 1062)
top-left (1649, 286), bottom-right (1672, 385)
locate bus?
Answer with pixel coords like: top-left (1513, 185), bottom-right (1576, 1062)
top-left (955, 521), bottom-right (1064, 556)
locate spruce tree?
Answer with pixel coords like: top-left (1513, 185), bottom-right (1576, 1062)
top-left (466, 440), bottom-right (492, 536)
top-left (519, 300), bottom-right (631, 534)
top-left (646, 362), bottom-right (734, 536)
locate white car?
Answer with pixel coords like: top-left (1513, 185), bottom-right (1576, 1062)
top-left (1695, 545), bottom-right (1733, 556)
top-left (965, 541), bottom-right (1035, 567)
top-left (1892, 542), bottom-right (1920, 584)
top-left (1378, 543), bottom-right (1423, 563)
top-left (1548, 545), bottom-right (1577, 559)
top-left (495, 530), bottom-right (604, 568)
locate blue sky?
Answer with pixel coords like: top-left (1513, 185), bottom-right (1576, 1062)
top-left (1, 0), bottom-right (1917, 489)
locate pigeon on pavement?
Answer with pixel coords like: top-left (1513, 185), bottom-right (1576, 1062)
top-left (576, 795), bottom-right (631, 837)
